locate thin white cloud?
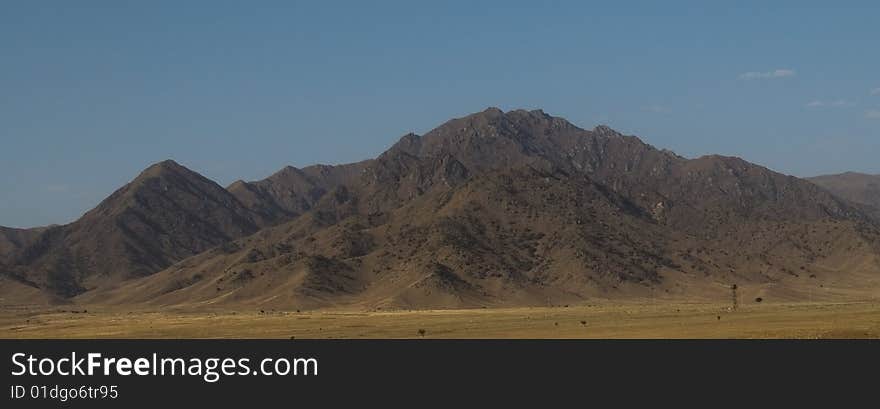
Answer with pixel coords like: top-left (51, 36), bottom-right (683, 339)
top-left (866, 109), bottom-right (880, 119)
top-left (739, 69), bottom-right (796, 80)
top-left (871, 88), bottom-right (880, 96)
top-left (806, 99), bottom-right (855, 108)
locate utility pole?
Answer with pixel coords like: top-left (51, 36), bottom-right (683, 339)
top-left (731, 284), bottom-right (738, 311)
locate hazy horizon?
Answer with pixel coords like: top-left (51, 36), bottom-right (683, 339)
top-left (2, 1), bottom-right (879, 227)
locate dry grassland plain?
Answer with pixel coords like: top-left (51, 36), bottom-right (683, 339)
top-left (1, 301), bottom-right (878, 339)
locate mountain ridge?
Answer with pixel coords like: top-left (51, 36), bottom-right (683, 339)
top-left (5, 108), bottom-right (880, 308)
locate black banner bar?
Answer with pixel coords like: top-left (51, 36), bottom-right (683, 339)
top-left (1, 340), bottom-right (874, 407)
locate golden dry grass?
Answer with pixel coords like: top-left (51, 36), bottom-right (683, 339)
top-left (2, 301), bottom-right (879, 339)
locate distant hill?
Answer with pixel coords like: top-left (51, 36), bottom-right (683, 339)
top-left (809, 172), bottom-right (880, 220)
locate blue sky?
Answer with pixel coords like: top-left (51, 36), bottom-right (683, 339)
top-left (2, 1), bottom-right (879, 227)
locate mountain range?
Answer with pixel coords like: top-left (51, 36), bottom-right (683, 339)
top-left (3, 108), bottom-right (879, 309)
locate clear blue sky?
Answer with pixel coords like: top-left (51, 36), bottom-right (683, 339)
top-left (2, 1), bottom-right (879, 227)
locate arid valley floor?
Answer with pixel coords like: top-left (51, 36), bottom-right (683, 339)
top-left (2, 301), bottom-right (878, 339)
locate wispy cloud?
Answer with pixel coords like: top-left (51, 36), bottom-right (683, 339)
top-left (871, 88), bottom-right (880, 96)
top-left (642, 104), bottom-right (670, 113)
top-left (739, 69), bottom-right (796, 80)
top-left (806, 99), bottom-right (856, 108)
top-left (866, 109), bottom-right (880, 119)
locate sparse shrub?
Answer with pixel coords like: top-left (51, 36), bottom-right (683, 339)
top-left (580, 320), bottom-right (587, 326)
top-left (755, 297), bottom-right (763, 303)
top-left (418, 329), bottom-right (426, 337)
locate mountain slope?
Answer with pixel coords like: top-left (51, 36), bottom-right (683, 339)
top-left (0, 226), bottom-right (46, 261)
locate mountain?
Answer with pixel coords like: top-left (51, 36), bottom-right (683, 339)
top-left (393, 108), bottom-right (863, 231)
top-left (227, 161), bottom-right (370, 223)
top-left (3, 160), bottom-right (269, 299)
top-left (809, 172), bottom-right (880, 219)
top-left (78, 108), bottom-right (880, 309)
